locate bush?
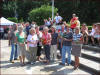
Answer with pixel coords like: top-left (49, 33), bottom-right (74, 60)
top-left (88, 26), bottom-right (92, 30)
top-left (19, 18), bottom-right (24, 23)
top-left (7, 17), bottom-right (18, 23)
top-left (80, 25), bottom-right (92, 30)
top-left (28, 5), bottom-right (58, 25)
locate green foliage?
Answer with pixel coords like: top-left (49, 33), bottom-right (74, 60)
top-left (2, 0), bottom-right (100, 25)
top-left (19, 18), bottom-right (24, 23)
top-left (87, 26), bottom-right (92, 30)
top-left (54, 0), bottom-right (100, 25)
top-left (7, 17), bottom-right (18, 23)
top-left (29, 5), bottom-right (58, 25)
top-left (16, 0), bottom-right (46, 21)
top-left (2, 1), bottom-right (16, 17)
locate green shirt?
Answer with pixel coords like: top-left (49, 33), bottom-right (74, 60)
top-left (16, 32), bottom-right (25, 43)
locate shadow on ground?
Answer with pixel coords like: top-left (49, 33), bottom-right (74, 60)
top-left (0, 60), bottom-right (22, 68)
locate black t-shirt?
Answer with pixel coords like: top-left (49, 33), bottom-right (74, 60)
top-left (51, 33), bottom-right (58, 45)
top-left (63, 32), bottom-right (73, 46)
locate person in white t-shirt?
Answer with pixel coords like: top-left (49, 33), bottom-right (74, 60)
top-left (27, 28), bottom-right (38, 65)
top-left (89, 24), bottom-right (96, 45)
top-left (54, 13), bottom-right (62, 25)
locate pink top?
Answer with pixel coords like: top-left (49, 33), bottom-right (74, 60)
top-left (42, 32), bottom-right (51, 45)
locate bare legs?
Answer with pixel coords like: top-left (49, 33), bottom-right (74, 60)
top-left (19, 55), bottom-right (25, 66)
top-left (74, 56), bottom-right (79, 69)
top-left (91, 36), bottom-right (95, 45)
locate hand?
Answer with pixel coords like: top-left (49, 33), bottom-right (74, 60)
top-left (63, 38), bottom-right (66, 41)
top-left (32, 41), bottom-right (37, 44)
top-left (20, 43), bottom-right (25, 46)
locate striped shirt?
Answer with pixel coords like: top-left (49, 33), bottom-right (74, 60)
top-left (73, 33), bottom-right (83, 41)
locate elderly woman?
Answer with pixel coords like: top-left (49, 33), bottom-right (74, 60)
top-left (27, 28), bottom-right (38, 65)
top-left (16, 26), bottom-right (26, 66)
top-left (42, 27), bottom-right (51, 64)
top-left (72, 27), bottom-right (83, 70)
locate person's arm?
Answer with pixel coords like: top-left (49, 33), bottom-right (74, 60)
top-left (63, 33), bottom-right (73, 41)
top-left (47, 33), bottom-right (52, 43)
top-left (61, 38), bottom-right (63, 48)
top-left (80, 34), bottom-right (83, 44)
top-left (15, 33), bottom-right (18, 44)
top-left (27, 35), bottom-right (32, 44)
top-left (63, 38), bottom-right (73, 41)
top-left (15, 36), bottom-right (18, 44)
top-left (57, 37), bottom-right (59, 47)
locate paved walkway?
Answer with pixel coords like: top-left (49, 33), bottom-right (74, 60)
top-left (0, 40), bottom-right (91, 75)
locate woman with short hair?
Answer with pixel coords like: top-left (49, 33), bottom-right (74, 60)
top-left (42, 27), bottom-right (51, 64)
top-left (27, 28), bottom-right (38, 65)
top-left (16, 26), bottom-right (26, 66)
top-left (72, 27), bottom-right (83, 70)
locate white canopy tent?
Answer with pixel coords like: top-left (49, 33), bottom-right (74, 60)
top-left (0, 17), bottom-right (15, 25)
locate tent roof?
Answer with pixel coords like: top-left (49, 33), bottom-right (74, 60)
top-left (0, 17), bottom-right (15, 25)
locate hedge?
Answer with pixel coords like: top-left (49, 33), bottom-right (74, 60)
top-left (7, 17), bottom-right (18, 23)
top-left (29, 5), bottom-right (58, 25)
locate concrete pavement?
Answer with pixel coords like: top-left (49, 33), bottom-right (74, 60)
top-left (0, 40), bottom-right (91, 75)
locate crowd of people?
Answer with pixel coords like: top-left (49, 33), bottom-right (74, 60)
top-left (6, 13), bottom-right (100, 70)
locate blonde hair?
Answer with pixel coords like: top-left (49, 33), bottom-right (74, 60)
top-left (43, 26), bottom-right (48, 30)
top-left (18, 25), bottom-right (23, 32)
top-left (75, 27), bottom-right (80, 32)
top-left (29, 28), bottom-right (36, 34)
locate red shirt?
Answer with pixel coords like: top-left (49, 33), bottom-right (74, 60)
top-left (70, 17), bottom-right (77, 29)
top-left (42, 32), bottom-right (51, 45)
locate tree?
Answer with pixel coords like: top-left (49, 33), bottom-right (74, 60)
top-left (29, 5), bottom-right (58, 25)
top-left (7, 17), bottom-right (18, 23)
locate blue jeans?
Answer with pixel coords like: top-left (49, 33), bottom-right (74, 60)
top-left (62, 46), bottom-right (71, 64)
top-left (10, 44), bottom-right (18, 61)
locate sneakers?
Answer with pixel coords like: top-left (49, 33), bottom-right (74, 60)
top-left (31, 62), bottom-right (35, 65)
top-left (10, 60), bottom-right (14, 63)
top-left (74, 66), bottom-right (79, 70)
top-left (26, 62), bottom-right (31, 64)
top-left (59, 63), bottom-right (65, 66)
top-left (59, 63), bottom-right (71, 66)
top-left (14, 58), bottom-right (19, 60)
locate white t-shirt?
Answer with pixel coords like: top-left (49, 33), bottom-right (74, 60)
top-left (90, 28), bottom-right (96, 36)
top-left (27, 34), bottom-right (39, 47)
top-left (38, 31), bottom-right (42, 38)
top-left (47, 21), bottom-right (51, 26)
top-left (45, 21), bottom-right (51, 26)
top-left (54, 16), bottom-right (62, 24)
top-left (0, 27), bottom-right (4, 32)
